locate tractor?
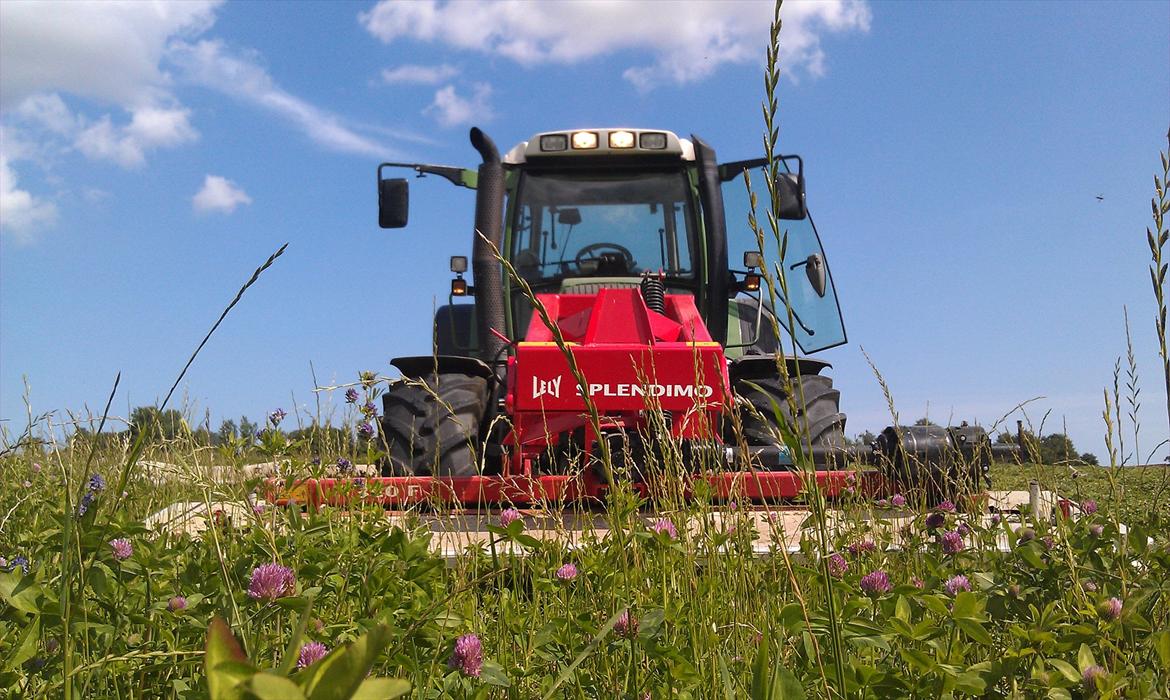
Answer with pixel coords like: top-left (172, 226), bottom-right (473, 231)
top-left (280, 127), bottom-right (1007, 510)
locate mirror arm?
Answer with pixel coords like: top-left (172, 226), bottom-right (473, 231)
top-left (379, 162), bottom-right (476, 189)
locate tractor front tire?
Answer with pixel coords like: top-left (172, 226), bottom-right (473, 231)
top-left (730, 373), bottom-right (847, 450)
top-left (379, 373), bottom-right (488, 477)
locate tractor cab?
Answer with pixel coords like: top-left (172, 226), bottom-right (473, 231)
top-left (378, 127), bottom-right (846, 364)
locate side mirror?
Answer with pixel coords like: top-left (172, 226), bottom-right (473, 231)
top-left (803, 253), bottom-right (826, 297)
top-left (378, 178), bottom-right (409, 229)
top-left (743, 250), bottom-right (764, 269)
top-left (556, 208), bottom-right (582, 226)
top-left (774, 171), bottom-right (806, 220)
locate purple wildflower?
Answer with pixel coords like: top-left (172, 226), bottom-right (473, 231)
top-left (925, 512), bottom-right (946, 530)
top-left (847, 540), bottom-right (877, 556)
top-left (937, 500), bottom-right (956, 513)
top-left (555, 563), bottom-right (578, 581)
top-left (449, 634), bottom-right (482, 677)
top-left (614, 610), bottom-right (639, 638)
top-left (875, 498), bottom-right (890, 508)
top-left (88, 473), bottom-right (106, 492)
top-left (109, 538), bottom-right (133, 561)
top-left (345, 387), bottom-right (360, 403)
top-left (361, 401), bottom-right (377, 417)
top-left (500, 507), bottom-right (522, 528)
top-left (1097, 597), bottom-right (1123, 622)
top-left (0, 557), bottom-right (6, 568)
top-left (651, 518), bottom-right (678, 540)
top-left (76, 491), bottom-right (94, 517)
top-left (32, 462), bottom-right (42, 474)
top-left (944, 574), bottom-right (971, 596)
top-left (989, 513), bottom-right (1002, 526)
top-left (297, 641), bottom-right (329, 669)
top-left (336, 457), bottom-right (352, 473)
top-left (827, 553), bottom-right (849, 578)
top-left (1016, 527), bottom-right (1036, 543)
top-left (1081, 499), bottom-right (1098, 515)
top-left (941, 530), bottom-right (965, 554)
top-left (1082, 664), bottom-right (1106, 690)
top-left (956, 521), bottom-right (972, 537)
top-left (890, 493), bottom-right (906, 508)
top-left (859, 570), bottom-right (892, 596)
top-left (844, 486), bottom-right (856, 497)
top-left (911, 576), bottom-right (925, 589)
top-left (10, 556), bottom-right (29, 574)
top-left (1042, 535), bottom-right (1055, 550)
top-left (168, 596), bottom-right (188, 612)
top-left (1089, 523), bottom-right (1105, 537)
top-left (247, 563), bottom-right (296, 602)
top-left (357, 422), bottom-right (374, 438)
top-left (252, 502), bottom-right (266, 516)
top-left (268, 408), bottom-right (287, 426)
top-left (845, 471), bottom-right (858, 485)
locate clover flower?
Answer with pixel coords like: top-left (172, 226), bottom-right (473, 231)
top-left (268, 408), bottom-right (287, 426)
top-left (1089, 524), bottom-right (1104, 537)
top-left (614, 610), bottom-right (638, 638)
top-left (1081, 499), bottom-right (1098, 515)
top-left (109, 538), bottom-right (133, 561)
top-left (847, 540), bottom-right (877, 556)
top-left (651, 518), bottom-right (678, 540)
top-left (449, 634), bottom-right (482, 677)
top-left (944, 574), bottom-right (971, 596)
top-left (252, 502), bottom-right (266, 516)
top-left (989, 513), bottom-right (1002, 526)
top-left (890, 493), bottom-right (906, 508)
top-left (875, 498), bottom-right (890, 508)
top-left (941, 530), bottom-right (965, 554)
top-left (168, 596), bottom-right (188, 612)
top-left (32, 462), bottom-right (42, 474)
top-left (555, 563), bottom-right (578, 581)
top-left (859, 570), bottom-right (892, 596)
top-left (925, 512), bottom-right (946, 530)
top-left (956, 521), bottom-right (972, 537)
top-left (827, 553), bottom-right (848, 578)
top-left (911, 576), bottom-right (925, 589)
top-left (499, 508), bottom-right (522, 528)
top-left (345, 387), bottom-right (360, 403)
top-left (297, 641), bottom-right (329, 669)
top-left (938, 500), bottom-right (956, 512)
top-left (247, 563), bottom-right (296, 602)
top-left (1097, 597), bottom-right (1123, 622)
top-left (1082, 664), bottom-right (1106, 690)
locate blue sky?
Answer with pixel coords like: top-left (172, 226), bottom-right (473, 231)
top-left (1, 0), bottom-right (1167, 462)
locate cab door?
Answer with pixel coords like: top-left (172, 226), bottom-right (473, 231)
top-left (719, 158), bottom-right (847, 354)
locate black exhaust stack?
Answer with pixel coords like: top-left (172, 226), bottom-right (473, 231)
top-left (470, 127), bottom-right (507, 363)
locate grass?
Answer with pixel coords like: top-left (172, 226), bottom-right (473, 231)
top-left (991, 462), bottom-right (1170, 531)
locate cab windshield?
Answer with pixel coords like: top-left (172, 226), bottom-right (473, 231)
top-left (509, 170), bottom-right (697, 286)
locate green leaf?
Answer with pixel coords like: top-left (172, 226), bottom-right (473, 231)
top-left (1152, 630), bottom-right (1170, 671)
top-left (278, 596), bottom-right (316, 676)
top-left (0, 571), bottom-right (43, 615)
top-left (350, 678), bottom-right (411, 700)
top-left (302, 624), bottom-right (393, 700)
top-left (955, 618), bottom-right (993, 646)
top-left (895, 595), bottom-right (911, 623)
top-left (540, 609), bottom-right (625, 700)
top-left (1048, 659), bottom-right (1080, 684)
top-left (249, 672), bottom-right (307, 700)
top-left (954, 672), bottom-right (987, 695)
top-left (4, 615), bottom-right (39, 671)
top-left (751, 633), bottom-right (806, 700)
top-left (899, 648), bottom-right (935, 673)
top-left (1077, 643), bottom-right (1096, 673)
top-left (205, 616), bottom-right (254, 700)
top-left (479, 660), bottom-right (511, 688)
top-left (951, 592), bottom-right (978, 620)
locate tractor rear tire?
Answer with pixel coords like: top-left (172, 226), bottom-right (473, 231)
top-left (730, 373), bottom-right (847, 451)
top-left (379, 373), bottom-right (488, 477)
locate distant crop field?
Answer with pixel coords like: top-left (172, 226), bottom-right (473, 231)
top-left (991, 461), bottom-right (1170, 530)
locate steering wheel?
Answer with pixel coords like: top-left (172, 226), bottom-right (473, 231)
top-left (574, 242), bottom-right (636, 273)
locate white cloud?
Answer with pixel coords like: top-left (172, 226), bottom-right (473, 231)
top-left (169, 40), bottom-right (395, 158)
top-left (360, 0), bottom-right (870, 90)
top-left (192, 174), bottom-right (251, 214)
top-left (424, 83), bottom-right (493, 128)
top-left (0, 1), bottom-right (221, 109)
top-left (74, 105), bottom-right (198, 168)
top-left (381, 63), bottom-right (459, 85)
top-left (0, 155), bottom-right (58, 243)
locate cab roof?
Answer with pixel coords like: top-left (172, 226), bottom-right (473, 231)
top-left (503, 128), bottom-right (695, 165)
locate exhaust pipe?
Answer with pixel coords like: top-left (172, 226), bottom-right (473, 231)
top-left (470, 127), bottom-right (507, 363)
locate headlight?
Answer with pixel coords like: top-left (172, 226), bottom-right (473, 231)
top-left (571, 131), bottom-right (599, 149)
top-left (639, 132), bottom-right (667, 150)
top-left (608, 130), bottom-right (635, 149)
top-left (539, 134), bottom-right (568, 151)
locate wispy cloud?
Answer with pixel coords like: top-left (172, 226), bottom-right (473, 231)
top-left (381, 63), bottom-right (459, 85)
top-left (424, 83), bottom-right (493, 128)
top-left (192, 174), bottom-right (251, 214)
top-left (0, 154), bottom-right (58, 243)
top-left (169, 40), bottom-right (396, 158)
top-left (360, 0), bottom-right (871, 91)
